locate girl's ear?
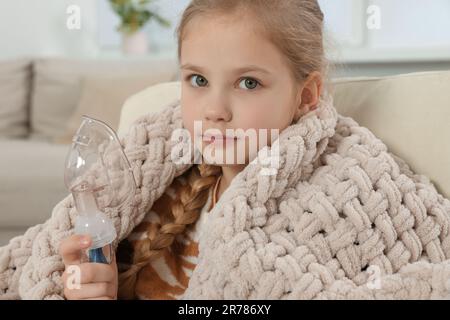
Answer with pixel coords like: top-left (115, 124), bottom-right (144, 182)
top-left (293, 71), bottom-right (323, 122)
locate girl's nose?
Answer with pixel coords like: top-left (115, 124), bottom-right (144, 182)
top-left (204, 96), bottom-right (232, 122)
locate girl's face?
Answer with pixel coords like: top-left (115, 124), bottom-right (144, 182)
top-left (180, 13), bottom-right (318, 166)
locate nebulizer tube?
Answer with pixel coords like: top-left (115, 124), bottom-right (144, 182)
top-left (64, 116), bottom-right (136, 264)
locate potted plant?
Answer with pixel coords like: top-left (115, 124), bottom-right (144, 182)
top-left (109, 0), bottom-right (171, 55)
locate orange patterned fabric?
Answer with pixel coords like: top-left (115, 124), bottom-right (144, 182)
top-left (121, 174), bottom-right (222, 300)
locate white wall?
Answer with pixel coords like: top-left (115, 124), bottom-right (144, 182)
top-left (369, 0), bottom-right (450, 49)
top-left (320, 0), bottom-right (450, 63)
top-left (0, 0), bottom-right (190, 59)
top-left (0, 0), bottom-right (99, 59)
top-left (320, 0), bottom-right (450, 76)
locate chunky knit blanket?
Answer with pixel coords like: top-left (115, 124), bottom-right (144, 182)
top-left (1, 94), bottom-right (450, 300)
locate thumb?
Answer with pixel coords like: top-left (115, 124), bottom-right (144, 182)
top-left (59, 234), bottom-right (91, 266)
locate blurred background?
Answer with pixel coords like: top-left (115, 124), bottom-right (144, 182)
top-left (0, 0), bottom-right (449, 245)
top-left (1, 0), bottom-right (450, 75)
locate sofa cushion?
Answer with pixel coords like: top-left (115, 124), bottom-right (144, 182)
top-left (0, 139), bottom-right (70, 228)
top-left (54, 74), bottom-right (171, 144)
top-left (332, 70), bottom-right (450, 199)
top-left (0, 59), bottom-right (31, 139)
top-left (30, 58), bottom-right (179, 141)
top-left (117, 81), bottom-right (181, 138)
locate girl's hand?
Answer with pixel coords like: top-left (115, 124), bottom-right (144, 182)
top-left (59, 234), bottom-right (118, 300)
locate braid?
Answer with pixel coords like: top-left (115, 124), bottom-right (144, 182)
top-left (118, 163), bottom-right (221, 299)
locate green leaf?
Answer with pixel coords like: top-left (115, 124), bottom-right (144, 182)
top-left (153, 14), bottom-right (171, 28)
top-left (108, 0), bottom-right (171, 31)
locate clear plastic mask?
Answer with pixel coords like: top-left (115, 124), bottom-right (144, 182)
top-left (64, 116), bottom-right (136, 264)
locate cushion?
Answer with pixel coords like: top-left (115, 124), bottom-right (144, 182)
top-left (117, 81), bottom-right (181, 138)
top-left (0, 139), bottom-right (69, 228)
top-left (30, 58), bottom-right (179, 141)
top-left (54, 74), bottom-right (170, 144)
top-left (0, 59), bottom-right (31, 139)
top-left (332, 70), bottom-right (450, 199)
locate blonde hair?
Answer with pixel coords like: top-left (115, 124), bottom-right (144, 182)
top-left (177, 0), bottom-right (334, 94)
top-left (118, 0), bottom-right (329, 299)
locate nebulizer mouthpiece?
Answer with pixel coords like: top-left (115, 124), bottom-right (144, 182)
top-left (64, 116), bottom-right (136, 264)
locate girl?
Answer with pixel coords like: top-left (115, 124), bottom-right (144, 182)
top-left (115, 0), bottom-right (328, 300)
top-left (2, 0), bottom-right (450, 300)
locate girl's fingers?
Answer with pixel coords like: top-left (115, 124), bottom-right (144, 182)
top-left (59, 234), bottom-right (92, 266)
top-left (65, 282), bottom-right (116, 300)
top-left (79, 262), bottom-right (117, 284)
top-left (60, 238), bottom-right (119, 300)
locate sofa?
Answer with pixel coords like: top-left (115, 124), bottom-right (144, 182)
top-left (1, 63), bottom-right (449, 247)
top-left (0, 57), bottom-right (180, 246)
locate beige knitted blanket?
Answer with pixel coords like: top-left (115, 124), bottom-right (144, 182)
top-left (1, 94), bottom-right (450, 300)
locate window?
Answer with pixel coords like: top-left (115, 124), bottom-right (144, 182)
top-left (319, 0), bottom-right (450, 63)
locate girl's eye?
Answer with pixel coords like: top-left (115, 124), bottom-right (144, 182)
top-left (186, 74), bottom-right (260, 90)
top-left (188, 74), bottom-right (208, 87)
top-left (238, 78), bottom-right (260, 90)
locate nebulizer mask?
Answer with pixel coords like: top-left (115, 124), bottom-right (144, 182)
top-left (64, 116), bottom-right (136, 264)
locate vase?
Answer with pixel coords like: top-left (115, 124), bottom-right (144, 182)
top-left (121, 30), bottom-right (149, 55)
